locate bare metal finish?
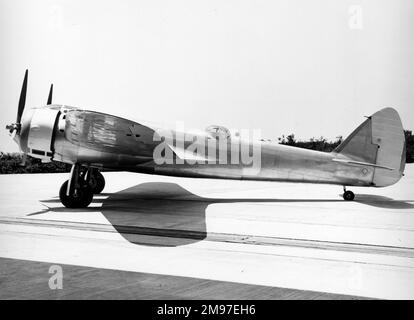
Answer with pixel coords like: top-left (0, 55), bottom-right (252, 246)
top-left (6, 71), bottom-right (406, 207)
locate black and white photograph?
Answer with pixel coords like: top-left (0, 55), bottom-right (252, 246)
top-left (1, 0), bottom-right (414, 305)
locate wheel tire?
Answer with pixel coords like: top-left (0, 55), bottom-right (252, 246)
top-left (89, 172), bottom-right (105, 194)
top-left (59, 180), bottom-right (94, 208)
top-left (343, 190), bottom-right (355, 201)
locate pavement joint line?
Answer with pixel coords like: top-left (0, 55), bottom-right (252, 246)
top-left (3, 228), bottom-right (414, 270)
top-left (1, 216), bottom-right (414, 257)
top-left (3, 227), bottom-right (414, 270)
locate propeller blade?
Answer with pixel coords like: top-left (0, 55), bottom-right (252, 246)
top-left (16, 69), bottom-right (28, 124)
top-left (19, 153), bottom-right (27, 167)
top-left (47, 83), bottom-right (53, 105)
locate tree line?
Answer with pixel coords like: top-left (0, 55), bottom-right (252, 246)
top-left (0, 153), bottom-right (71, 174)
top-left (278, 130), bottom-right (414, 163)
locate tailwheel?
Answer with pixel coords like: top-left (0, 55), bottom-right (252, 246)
top-left (343, 190), bottom-right (355, 201)
top-left (88, 170), bottom-right (105, 194)
top-left (59, 180), bottom-right (93, 208)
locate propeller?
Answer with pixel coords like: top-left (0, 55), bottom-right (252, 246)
top-left (5, 71), bottom-right (55, 167)
top-left (20, 153), bottom-right (27, 167)
top-left (6, 69), bottom-right (28, 136)
top-left (5, 70), bottom-right (29, 166)
top-left (17, 69), bottom-right (28, 124)
top-left (47, 83), bottom-right (53, 105)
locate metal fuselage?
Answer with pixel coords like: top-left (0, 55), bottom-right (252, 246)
top-left (17, 104), bottom-right (398, 188)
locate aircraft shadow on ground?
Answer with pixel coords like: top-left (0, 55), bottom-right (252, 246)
top-left (35, 182), bottom-right (414, 247)
top-left (353, 194), bottom-right (414, 209)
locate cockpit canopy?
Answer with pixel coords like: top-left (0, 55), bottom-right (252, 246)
top-left (205, 125), bottom-right (231, 140)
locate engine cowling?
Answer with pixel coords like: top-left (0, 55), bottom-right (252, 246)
top-left (26, 108), bottom-right (61, 162)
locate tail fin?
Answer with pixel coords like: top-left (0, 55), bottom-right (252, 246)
top-left (333, 107), bottom-right (406, 187)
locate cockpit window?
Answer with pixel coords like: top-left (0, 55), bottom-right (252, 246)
top-left (205, 125), bottom-right (231, 140)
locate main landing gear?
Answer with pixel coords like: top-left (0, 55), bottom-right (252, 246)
top-left (342, 186), bottom-right (355, 201)
top-left (59, 165), bottom-right (106, 208)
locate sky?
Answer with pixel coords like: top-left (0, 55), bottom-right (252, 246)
top-left (1, 0), bottom-right (413, 152)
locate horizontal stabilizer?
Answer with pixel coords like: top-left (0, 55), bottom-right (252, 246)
top-left (332, 158), bottom-right (394, 171)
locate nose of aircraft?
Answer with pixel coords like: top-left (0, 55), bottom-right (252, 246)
top-left (6, 70), bottom-right (56, 161)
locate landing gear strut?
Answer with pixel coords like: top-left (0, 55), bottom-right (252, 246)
top-left (59, 165), bottom-right (105, 208)
top-left (342, 186), bottom-right (355, 201)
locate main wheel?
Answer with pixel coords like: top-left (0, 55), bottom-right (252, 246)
top-left (89, 171), bottom-right (105, 194)
top-left (59, 180), bottom-right (94, 208)
top-left (343, 190), bottom-right (355, 201)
